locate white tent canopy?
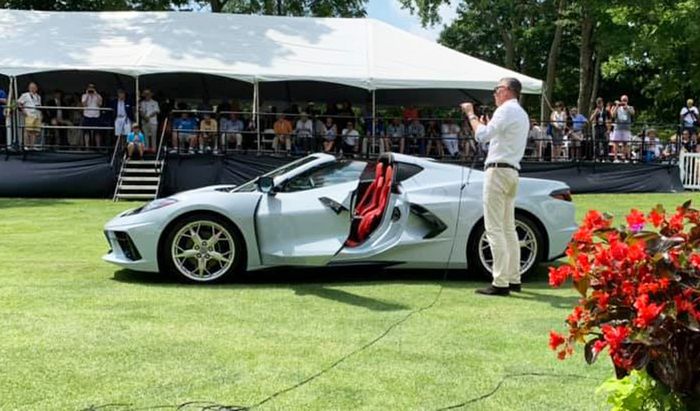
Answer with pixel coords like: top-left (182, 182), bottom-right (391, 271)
top-left (0, 9), bottom-right (541, 94)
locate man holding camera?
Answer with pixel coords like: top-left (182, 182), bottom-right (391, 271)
top-left (461, 77), bottom-right (529, 296)
top-left (81, 83), bottom-right (103, 148)
top-left (611, 95), bottom-right (635, 162)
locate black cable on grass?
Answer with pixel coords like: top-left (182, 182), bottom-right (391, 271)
top-left (80, 281), bottom-right (447, 411)
top-left (434, 372), bottom-right (597, 410)
top-left (249, 283), bottom-right (445, 409)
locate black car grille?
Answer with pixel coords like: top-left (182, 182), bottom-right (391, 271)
top-left (114, 231), bottom-right (142, 261)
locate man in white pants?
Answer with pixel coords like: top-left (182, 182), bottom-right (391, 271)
top-left (461, 78), bottom-right (529, 296)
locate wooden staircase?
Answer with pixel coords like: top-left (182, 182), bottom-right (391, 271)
top-left (113, 158), bottom-right (164, 201)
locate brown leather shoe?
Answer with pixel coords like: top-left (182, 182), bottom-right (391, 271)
top-left (509, 283), bottom-right (522, 292)
top-left (475, 285), bottom-right (510, 296)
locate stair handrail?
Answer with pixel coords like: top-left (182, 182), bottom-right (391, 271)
top-left (155, 117), bottom-right (168, 165)
top-left (110, 135), bottom-right (123, 169)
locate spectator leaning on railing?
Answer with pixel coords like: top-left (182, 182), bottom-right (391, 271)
top-left (17, 82), bottom-right (42, 150)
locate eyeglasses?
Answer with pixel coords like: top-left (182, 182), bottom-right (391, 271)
top-left (493, 85), bottom-right (509, 94)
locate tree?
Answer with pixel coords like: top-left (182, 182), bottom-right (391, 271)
top-left (0, 0), bottom-right (186, 11)
top-left (215, 0), bottom-right (367, 16)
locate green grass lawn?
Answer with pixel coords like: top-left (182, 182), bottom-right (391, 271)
top-left (1, 193), bottom-right (699, 410)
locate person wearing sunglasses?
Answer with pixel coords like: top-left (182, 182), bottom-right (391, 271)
top-left (460, 78), bottom-right (530, 296)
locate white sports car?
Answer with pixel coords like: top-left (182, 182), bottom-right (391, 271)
top-left (103, 153), bottom-right (577, 283)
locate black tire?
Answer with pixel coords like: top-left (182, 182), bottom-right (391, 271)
top-left (159, 213), bottom-right (245, 283)
top-left (466, 213), bottom-right (545, 280)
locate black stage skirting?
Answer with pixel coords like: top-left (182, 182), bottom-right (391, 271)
top-left (0, 152), bottom-right (684, 198)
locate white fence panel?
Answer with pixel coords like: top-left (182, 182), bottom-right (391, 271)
top-left (679, 152), bottom-right (700, 190)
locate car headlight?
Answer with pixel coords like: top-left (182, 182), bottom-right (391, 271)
top-left (140, 198), bottom-right (178, 213)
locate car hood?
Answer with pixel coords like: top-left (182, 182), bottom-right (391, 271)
top-left (171, 184), bottom-right (238, 199)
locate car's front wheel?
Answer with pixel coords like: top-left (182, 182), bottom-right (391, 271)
top-left (160, 213), bottom-right (243, 283)
top-left (467, 213), bottom-right (545, 280)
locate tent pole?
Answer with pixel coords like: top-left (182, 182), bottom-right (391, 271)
top-left (254, 80), bottom-right (261, 154)
top-left (371, 89), bottom-right (376, 158)
top-left (6, 76), bottom-right (14, 147)
top-left (13, 75), bottom-right (20, 149)
top-left (135, 75), bottom-right (140, 124)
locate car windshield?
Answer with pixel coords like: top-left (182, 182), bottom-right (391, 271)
top-left (232, 156), bottom-right (322, 192)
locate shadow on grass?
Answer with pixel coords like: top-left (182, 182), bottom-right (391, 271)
top-left (111, 262), bottom-right (576, 310)
top-left (0, 198), bottom-right (74, 209)
top-left (292, 285), bottom-right (410, 311)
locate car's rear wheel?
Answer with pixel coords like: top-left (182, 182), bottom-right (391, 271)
top-left (160, 213), bottom-right (243, 283)
top-left (467, 214), bottom-right (545, 280)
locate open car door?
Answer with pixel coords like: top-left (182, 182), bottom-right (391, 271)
top-left (255, 160), bottom-right (366, 266)
top-left (333, 155), bottom-right (410, 260)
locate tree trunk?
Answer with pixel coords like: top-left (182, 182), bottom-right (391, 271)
top-left (588, 54), bottom-right (601, 114)
top-left (544, 0), bottom-right (566, 120)
top-left (500, 30), bottom-right (516, 70)
top-left (209, 0), bottom-right (225, 13)
top-left (577, 3), bottom-right (595, 116)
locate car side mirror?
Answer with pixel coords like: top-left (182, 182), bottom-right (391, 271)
top-left (257, 176), bottom-right (275, 194)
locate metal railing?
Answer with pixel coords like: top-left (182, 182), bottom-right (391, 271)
top-left (1, 104), bottom-right (690, 167)
top-left (679, 152), bottom-right (700, 190)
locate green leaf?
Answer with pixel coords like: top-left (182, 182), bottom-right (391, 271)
top-left (574, 276), bottom-right (590, 298)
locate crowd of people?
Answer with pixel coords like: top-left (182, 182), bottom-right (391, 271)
top-left (2, 81), bottom-right (698, 162)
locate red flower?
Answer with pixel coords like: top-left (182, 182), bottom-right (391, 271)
top-left (573, 227), bottom-right (593, 243)
top-left (627, 241), bottom-right (647, 264)
top-left (567, 306), bottom-right (588, 325)
top-left (602, 324), bottom-right (630, 352)
top-left (690, 253), bottom-right (700, 270)
top-left (594, 246), bottom-right (612, 267)
top-left (549, 331), bottom-right (566, 351)
top-left (593, 339), bottom-right (608, 354)
top-left (593, 291), bottom-right (610, 310)
top-left (583, 210), bottom-right (611, 231)
top-left (669, 212), bottom-right (684, 232)
top-left (548, 265), bottom-right (572, 287)
top-left (610, 240), bottom-right (629, 262)
top-left (647, 209), bottom-right (665, 227)
top-left (626, 209), bottom-right (646, 232)
top-left (633, 294), bottom-right (665, 328)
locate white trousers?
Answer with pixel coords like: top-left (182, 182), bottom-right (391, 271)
top-left (443, 136), bottom-right (459, 156)
top-left (483, 168), bottom-right (520, 287)
top-left (114, 117), bottom-right (131, 137)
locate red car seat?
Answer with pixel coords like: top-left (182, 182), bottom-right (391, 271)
top-left (346, 164), bottom-right (393, 246)
top-left (354, 162), bottom-right (384, 216)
